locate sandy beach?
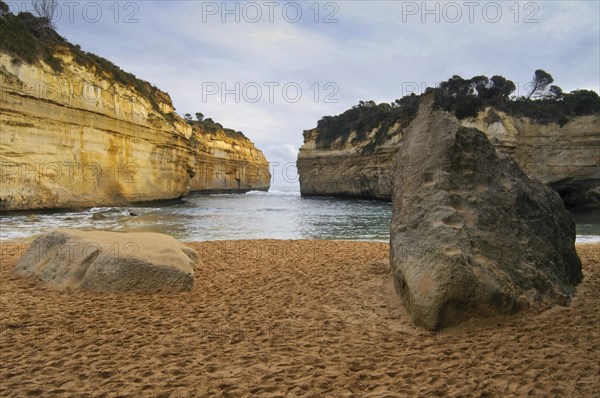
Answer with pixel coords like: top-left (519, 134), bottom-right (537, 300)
top-left (0, 240), bottom-right (598, 397)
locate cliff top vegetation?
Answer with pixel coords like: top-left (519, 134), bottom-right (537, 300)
top-left (183, 112), bottom-right (247, 140)
top-left (0, 1), bottom-right (176, 121)
top-left (315, 70), bottom-right (600, 152)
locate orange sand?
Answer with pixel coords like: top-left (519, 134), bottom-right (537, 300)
top-left (0, 240), bottom-right (598, 397)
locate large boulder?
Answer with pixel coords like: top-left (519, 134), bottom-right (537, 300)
top-left (15, 229), bottom-right (199, 292)
top-left (389, 97), bottom-right (582, 331)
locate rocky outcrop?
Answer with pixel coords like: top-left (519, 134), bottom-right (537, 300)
top-left (298, 107), bottom-right (599, 209)
top-left (389, 97), bottom-right (582, 331)
top-left (0, 51), bottom-right (269, 211)
top-left (14, 229), bottom-right (199, 292)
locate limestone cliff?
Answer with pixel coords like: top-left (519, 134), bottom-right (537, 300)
top-left (189, 128), bottom-right (270, 193)
top-left (298, 105), bottom-right (599, 209)
top-left (298, 127), bottom-right (399, 200)
top-left (0, 47), bottom-right (268, 211)
top-left (462, 109), bottom-right (599, 209)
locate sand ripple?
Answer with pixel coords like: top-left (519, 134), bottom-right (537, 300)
top-left (1, 240), bottom-right (598, 397)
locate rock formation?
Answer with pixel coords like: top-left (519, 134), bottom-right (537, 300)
top-left (14, 229), bottom-right (199, 292)
top-left (297, 127), bottom-right (398, 200)
top-left (389, 97), bottom-right (582, 331)
top-left (0, 26), bottom-right (269, 211)
top-left (298, 104), bottom-right (599, 209)
top-left (189, 128), bottom-right (270, 193)
top-left (462, 108), bottom-right (599, 209)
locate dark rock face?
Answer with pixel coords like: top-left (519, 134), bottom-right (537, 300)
top-left (389, 98), bottom-right (582, 331)
top-left (296, 148), bottom-right (395, 200)
top-left (552, 181), bottom-right (600, 211)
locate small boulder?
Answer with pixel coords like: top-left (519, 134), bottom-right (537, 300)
top-left (390, 97), bottom-right (582, 331)
top-left (91, 212), bottom-right (106, 220)
top-left (14, 229), bottom-right (199, 292)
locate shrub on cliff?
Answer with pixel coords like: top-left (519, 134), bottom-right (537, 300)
top-left (505, 90), bottom-right (600, 126)
top-left (314, 71), bottom-right (599, 149)
top-left (0, 1), bottom-right (10, 16)
top-left (187, 116), bottom-right (246, 140)
top-left (0, 7), bottom-right (64, 71)
top-left (434, 71), bottom-right (599, 125)
top-left (31, 0), bottom-right (58, 29)
top-left (435, 74), bottom-right (516, 119)
top-left (566, 90), bottom-right (600, 115)
top-left (316, 97), bottom-right (419, 150)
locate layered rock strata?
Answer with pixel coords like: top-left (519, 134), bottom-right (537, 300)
top-left (298, 107), bottom-right (599, 209)
top-left (0, 53), bottom-right (269, 211)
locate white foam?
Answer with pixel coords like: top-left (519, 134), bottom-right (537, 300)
top-left (246, 190), bottom-right (301, 196)
top-left (576, 235), bottom-right (600, 244)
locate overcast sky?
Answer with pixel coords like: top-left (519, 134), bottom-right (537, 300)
top-left (11, 0), bottom-right (599, 186)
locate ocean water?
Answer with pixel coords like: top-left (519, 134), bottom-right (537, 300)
top-left (0, 188), bottom-right (598, 243)
top-left (0, 188), bottom-right (392, 242)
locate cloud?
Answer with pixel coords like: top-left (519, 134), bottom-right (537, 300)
top-left (263, 144), bottom-right (300, 187)
top-left (265, 144), bottom-right (299, 163)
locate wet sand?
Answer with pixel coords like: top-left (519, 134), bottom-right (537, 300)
top-left (1, 240), bottom-right (598, 397)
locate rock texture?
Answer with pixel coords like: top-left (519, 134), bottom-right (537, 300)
top-left (190, 129), bottom-right (270, 193)
top-left (0, 52), bottom-right (269, 211)
top-left (14, 229), bottom-right (199, 292)
top-left (297, 128), bottom-right (399, 200)
top-left (462, 109), bottom-right (599, 209)
top-left (389, 97), bottom-right (582, 331)
top-left (298, 107), bottom-right (599, 209)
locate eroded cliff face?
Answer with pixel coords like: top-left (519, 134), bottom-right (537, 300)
top-left (0, 53), bottom-right (269, 211)
top-left (189, 128), bottom-right (270, 192)
top-left (298, 107), bottom-right (599, 209)
top-left (462, 109), bottom-right (599, 209)
top-left (298, 127), bottom-right (400, 200)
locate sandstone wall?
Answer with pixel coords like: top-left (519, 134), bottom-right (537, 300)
top-left (298, 107), bottom-right (599, 208)
top-left (0, 53), bottom-right (269, 211)
top-left (463, 109), bottom-right (599, 208)
top-left (189, 129), bottom-right (270, 192)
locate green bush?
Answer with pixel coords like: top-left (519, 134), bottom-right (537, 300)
top-left (0, 9), bottom-right (65, 71)
top-left (504, 90), bottom-right (600, 126)
top-left (188, 116), bottom-right (247, 139)
top-left (314, 72), bottom-right (598, 149)
top-left (0, 4), bottom-right (170, 118)
top-left (316, 96), bottom-right (419, 150)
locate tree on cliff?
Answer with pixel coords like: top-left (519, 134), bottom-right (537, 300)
top-left (487, 75), bottom-right (517, 102)
top-left (564, 89), bottom-right (600, 115)
top-left (525, 69), bottom-right (554, 100)
top-left (547, 85), bottom-right (564, 100)
top-left (433, 74), bottom-right (518, 119)
top-left (31, 0), bottom-right (57, 28)
top-left (314, 71), bottom-right (598, 148)
top-left (184, 113), bottom-right (193, 122)
top-left (195, 112), bottom-right (204, 122)
top-left (0, 1), bottom-right (9, 16)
